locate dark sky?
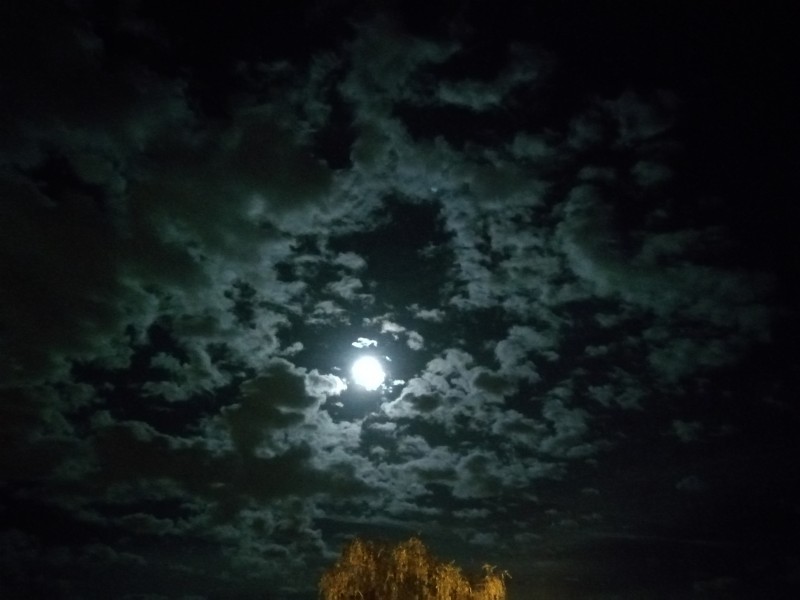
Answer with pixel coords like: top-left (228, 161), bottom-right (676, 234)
top-left (2, 1), bottom-right (799, 598)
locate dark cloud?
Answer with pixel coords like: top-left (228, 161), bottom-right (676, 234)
top-left (225, 360), bottom-right (318, 455)
top-left (1, 1), bottom-right (798, 598)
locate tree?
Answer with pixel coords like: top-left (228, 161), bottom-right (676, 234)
top-left (318, 536), bottom-right (509, 600)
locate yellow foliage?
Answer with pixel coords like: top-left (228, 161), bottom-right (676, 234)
top-left (319, 537), bottom-right (509, 600)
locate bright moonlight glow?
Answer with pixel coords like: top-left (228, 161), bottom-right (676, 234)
top-left (351, 356), bottom-right (385, 391)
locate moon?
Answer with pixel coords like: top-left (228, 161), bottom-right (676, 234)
top-left (351, 356), bottom-right (385, 391)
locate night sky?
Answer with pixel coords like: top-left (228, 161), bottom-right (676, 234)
top-left (2, 1), bottom-right (799, 598)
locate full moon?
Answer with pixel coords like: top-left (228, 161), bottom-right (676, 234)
top-left (351, 356), bottom-right (385, 391)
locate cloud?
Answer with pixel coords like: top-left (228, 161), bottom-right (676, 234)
top-left (352, 337), bottom-right (378, 348)
top-left (326, 275), bottom-right (372, 303)
top-left (334, 251), bottom-right (367, 271)
top-left (341, 15), bottom-right (458, 111)
top-left (0, 4), bottom-right (793, 598)
top-left (671, 420), bottom-right (703, 443)
top-left (225, 362), bottom-right (315, 456)
top-left (601, 89), bottom-right (679, 147)
top-left (435, 45), bottom-right (545, 110)
top-left (540, 398), bottom-right (593, 459)
top-left (1, 92), bottom-right (333, 387)
top-left (408, 304), bottom-right (446, 322)
top-left (632, 160), bottom-right (673, 186)
top-left (586, 368), bottom-right (645, 411)
top-left (494, 325), bottom-right (557, 380)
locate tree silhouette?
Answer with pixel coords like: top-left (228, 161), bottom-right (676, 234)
top-left (319, 536), bottom-right (509, 600)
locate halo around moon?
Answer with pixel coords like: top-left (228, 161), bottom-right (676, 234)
top-left (351, 356), bottom-right (385, 391)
